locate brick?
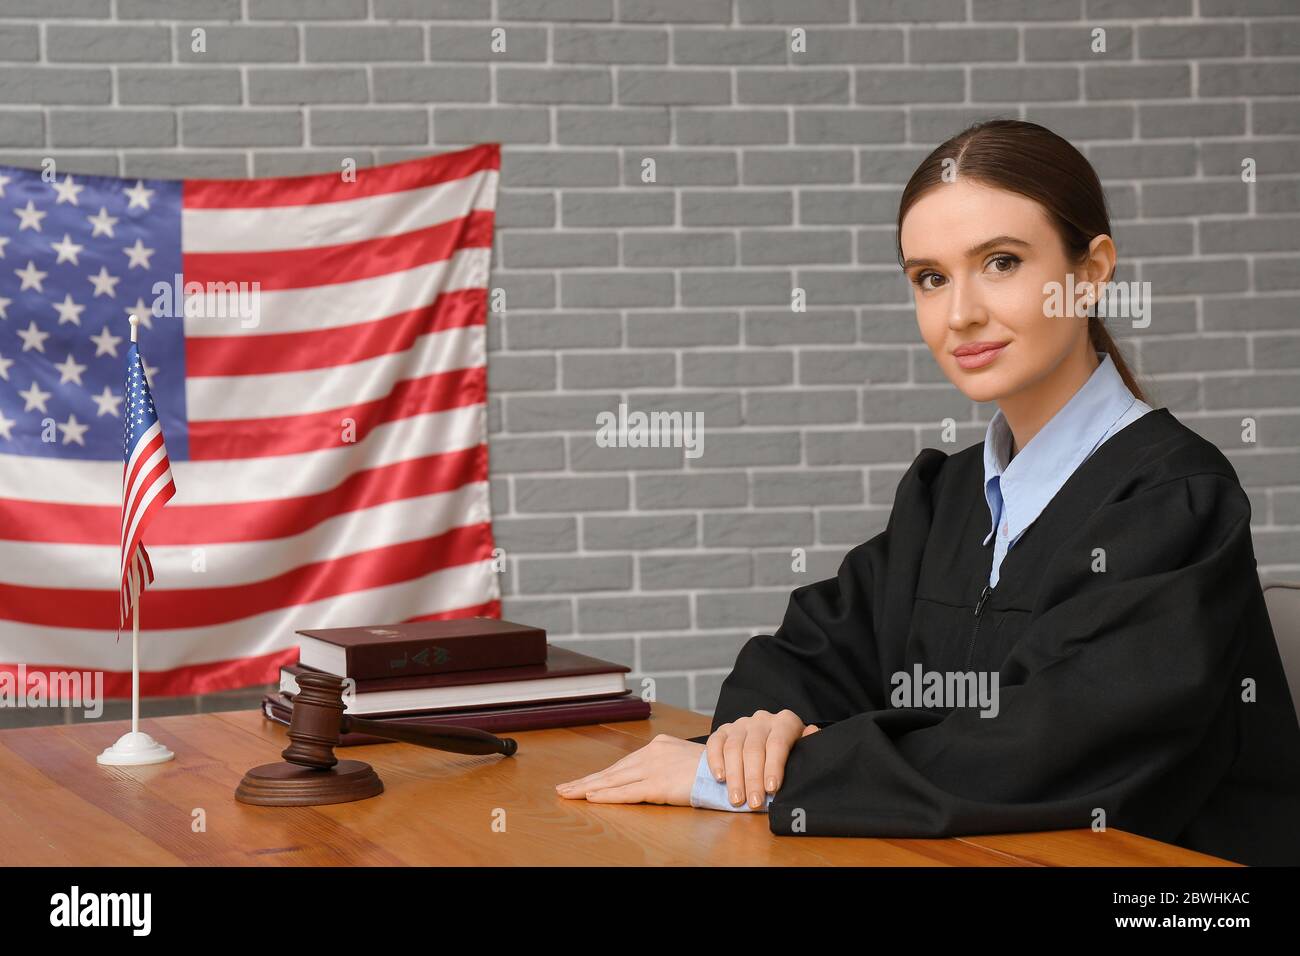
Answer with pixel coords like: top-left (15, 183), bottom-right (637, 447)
top-left (628, 312), bottom-right (740, 347)
top-left (563, 191), bottom-right (673, 227)
top-left (48, 25), bottom-right (169, 62)
top-left (50, 109), bottom-right (174, 147)
top-left (555, 27), bottom-right (667, 63)
top-left (310, 108), bottom-right (428, 145)
top-left (435, 107), bottom-right (549, 144)
top-left (176, 25), bottom-right (298, 62)
top-left (305, 25), bottom-right (423, 61)
top-left (683, 190), bottom-right (792, 226)
top-left (249, 68), bottom-right (368, 104)
top-left (673, 29), bottom-right (786, 65)
top-left (676, 109), bottom-right (787, 145)
top-left (561, 271), bottom-right (674, 307)
top-left (619, 69), bottom-right (730, 105)
top-left (250, 0), bottom-right (366, 18)
top-left (499, 67), bottom-right (612, 103)
top-left (182, 110), bottom-right (303, 147)
top-left (119, 69), bottom-right (242, 105)
top-left (506, 311), bottom-right (622, 350)
top-left (737, 70), bottom-right (849, 104)
top-left (623, 231), bottom-right (735, 267)
top-left (427, 25), bottom-right (546, 61)
top-left (556, 107), bottom-right (670, 145)
top-left (372, 66), bottom-right (489, 102)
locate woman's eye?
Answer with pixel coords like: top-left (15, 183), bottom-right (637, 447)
top-left (914, 271), bottom-right (944, 291)
top-left (988, 253), bottom-right (1020, 274)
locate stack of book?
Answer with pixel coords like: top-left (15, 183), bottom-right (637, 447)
top-left (261, 617), bottom-right (650, 745)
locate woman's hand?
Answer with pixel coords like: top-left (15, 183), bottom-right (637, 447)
top-left (705, 710), bottom-right (820, 808)
top-left (554, 734), bottom-right (703, 807)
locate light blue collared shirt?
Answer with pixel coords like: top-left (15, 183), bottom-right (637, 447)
top-left (689, 350), bottom-right (1152, 812)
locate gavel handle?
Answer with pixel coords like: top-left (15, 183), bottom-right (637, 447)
top-left (342, 715), bottom-right (517, 756)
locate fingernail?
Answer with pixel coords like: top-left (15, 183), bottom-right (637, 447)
top-left (749, 792), bottom-right (760, 807)
top-left (730, 789), bottom-right (741, 804)
top-left (766, 776), bottom-right (776, 791)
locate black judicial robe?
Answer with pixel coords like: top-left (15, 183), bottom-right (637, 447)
top-left (689, 407), bottom-right (1300, 866)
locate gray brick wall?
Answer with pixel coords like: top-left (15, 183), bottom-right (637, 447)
top-left (2, 1), bottom-right (1298, 724)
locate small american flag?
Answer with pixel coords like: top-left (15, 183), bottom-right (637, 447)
top-left (119, 336), bottom-right (175, 632)
top-left (0, 144), bottom-right (501, 696)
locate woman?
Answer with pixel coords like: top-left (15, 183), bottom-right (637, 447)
top-left (555, 120), bottom-right (1300, 867)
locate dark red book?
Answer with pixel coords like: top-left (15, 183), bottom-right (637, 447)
top-left (294, 617), bottom-right (546, 682)
top-left (260, 690), bottom-right (651, 745)
top-left (280, 644), bottom-right (632, 716)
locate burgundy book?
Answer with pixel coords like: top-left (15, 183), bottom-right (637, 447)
top-left (294, 617), bottom-right (546, 682)
top-left (260, 690), bottom-right (651, 745)
top-left (280, 645), bottom-right (633, 716)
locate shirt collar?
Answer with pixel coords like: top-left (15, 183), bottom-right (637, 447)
top-left (982, 351), bottom-right (1139, 547)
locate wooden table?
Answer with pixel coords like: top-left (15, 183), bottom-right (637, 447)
top-left (0, 703), bottom-right (1235, 866)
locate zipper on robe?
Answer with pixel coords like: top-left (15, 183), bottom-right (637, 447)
top-left (965, 584), bottom-right (993, 670)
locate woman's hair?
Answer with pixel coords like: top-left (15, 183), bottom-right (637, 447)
top-left (895, 118), bottom-right (1148, 405)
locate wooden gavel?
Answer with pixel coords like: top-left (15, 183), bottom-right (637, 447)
top-left (236, 670), bottom-right (517, 806)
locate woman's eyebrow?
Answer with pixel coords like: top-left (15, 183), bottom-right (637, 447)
top-left (902, 234), bottom-right (1032, 269)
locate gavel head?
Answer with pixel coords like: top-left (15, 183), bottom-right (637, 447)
top-left (282, 671), bottom-right (348, 770)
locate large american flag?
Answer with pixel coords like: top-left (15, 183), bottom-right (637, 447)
top-left (0, 144), bottom-right (501, 696)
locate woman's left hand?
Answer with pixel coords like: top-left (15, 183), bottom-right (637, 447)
top-left (555, 734), bottom-right (703, 807)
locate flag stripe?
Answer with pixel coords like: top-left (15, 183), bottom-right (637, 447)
top-left (185, 322), bottom-right (482, 421)
top-left (183, 209), bottom-right (494, 291)
top-left (3, 522), bottom-right (494, 629)
top-left (0, 403), bottom-right (485, 507)
top-left (0, 445), bottom-right (486, 547)
top-left (188, 364), bottom-right (485, 460)
top-left (1, 481), bottom-right (489, 589)
top-left (182, 143), bottom-right (499, 209)
top-left (181, 168), bottom-right (498, 253)
top-left (1, 594), bottom-right (502, 693)
top-left (184, 288), bottom-right (484, 377)
top-left (181, 247), bottom-right (489, 337)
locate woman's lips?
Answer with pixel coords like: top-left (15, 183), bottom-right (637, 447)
top-left (954, 343), bottom-right (1008, 370)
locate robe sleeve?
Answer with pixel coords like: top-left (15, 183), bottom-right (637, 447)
top-left (685, 449), bottom-right (944, 746)
top-left (764, 471), bottom-right (1261, 845)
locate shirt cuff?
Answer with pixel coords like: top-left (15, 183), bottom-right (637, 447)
top-left (689, 749), bottom-right (774, 812)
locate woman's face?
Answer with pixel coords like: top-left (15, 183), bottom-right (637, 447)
top-left (899, 178), bottom-right (1109, 405)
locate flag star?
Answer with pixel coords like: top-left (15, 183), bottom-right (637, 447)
top-left (0, 172), bottom-right (10, 198)
top-left (51, 174), bottom-right (84, 206)
top-left (18, 380), bottom-right (51, 412)
top-left (125, 298), bottom-right (153, 329)
top-left (52, 293), bottom-right (85, 326)
top-left (13, 200), bottom-right (46, 232)
top-left (0, 350), bottom-right (11, 380)
top-left (0, 235), bottom-right (9, 259)
top-left (87, 266), bottom-right (120, 298)
top-left (91, 385), bottom-right (123, 417)
top-left (54, 352), bottom-right (87, 386)
top-left (142, 361), bottom-right (158, 387)
top-left (0, 294), bottom-right (9, 319)
top-left (15, 260), bottom-right (47, 292)
top-left (57, 413), bottom-right (88, 446)
top-left (50, 233), bottom-right (84, 265)
top-left (123, 180), bottom-right (155, 210)
top-left (16, 320), bottom-right (49, 352)
top-left (122, 237), bottom-right (155, 270)
top-left (0, 409), bottom-right (13, 441)
top-left (87, 206), bottom-right (118, 238)
top-left (90, 325), bottom-right (123, 357)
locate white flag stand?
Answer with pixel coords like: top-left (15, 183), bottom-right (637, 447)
top-left (98, 314), bottom-right (175, 767)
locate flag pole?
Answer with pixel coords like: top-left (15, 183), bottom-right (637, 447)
top-left (98, 313), bottom-right (174, 766)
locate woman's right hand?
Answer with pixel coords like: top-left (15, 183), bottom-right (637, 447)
top-left (704, 710), bottom-right (821, 808)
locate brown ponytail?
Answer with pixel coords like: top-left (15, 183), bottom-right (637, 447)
top-left (896, 118), bottom-right (1150, 406)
